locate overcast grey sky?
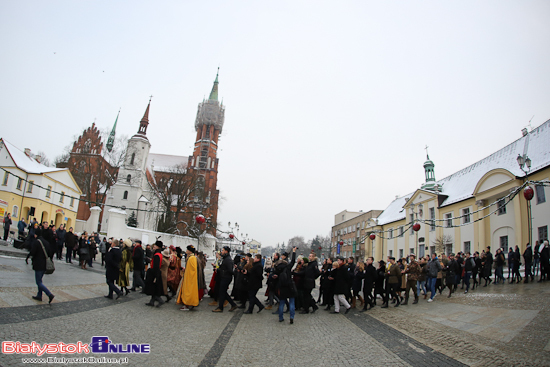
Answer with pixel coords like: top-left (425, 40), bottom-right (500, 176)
top-left (1, 1), bottom-right (549, 247)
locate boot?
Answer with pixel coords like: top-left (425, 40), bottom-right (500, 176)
top-left (402, 298), bottom-right (408, 306)
top-left (412, 296), bottom-right (418, 304)
top-left (358, 295), bottom-right (364, 307)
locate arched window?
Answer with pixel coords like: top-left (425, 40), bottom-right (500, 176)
top-left (126, 174), bottom-right (131, 183)
top-left (130, 153), bottom-right (135, 165)
top-left (123, 191), bottom-right (128, 200)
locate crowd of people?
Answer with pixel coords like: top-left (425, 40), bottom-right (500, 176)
top-left (17, 220), bottom-right (550, 325)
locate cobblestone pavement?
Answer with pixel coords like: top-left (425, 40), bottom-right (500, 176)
top-left (0, 251), bottom-right (548, 366)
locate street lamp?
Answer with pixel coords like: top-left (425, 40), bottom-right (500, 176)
top-left (517, 153), bottom-right (533, 253)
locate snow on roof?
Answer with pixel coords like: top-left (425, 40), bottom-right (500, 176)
top-left (2, 139), bottom-right (64, 174)
top-left (375, 119), bottom-right (550, 225)
top-left (437, 119), bottom-right (550, 207)
top-left (146, 153), bottom-right (188, 173)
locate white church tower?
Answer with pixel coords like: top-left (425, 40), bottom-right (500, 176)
top-left (101, 99), bottom-right (153, 231)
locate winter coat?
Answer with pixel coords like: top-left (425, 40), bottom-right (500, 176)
top-left (275, 252), bottom-right (296, 299)
top-left (332, 265), bottom-right (350, 295)
top-left (363, 264), bottom-right (377, 291)
top-left (427, 258), bottom-right (442, 278)
top-left (132, 245), bottom-right (145, 272)
top-left (65, 232), bottom-right (76, 249)
top-left (523, 246), bottom-right (533, 264)
top-left (105, 247), bottom-right (122, 281)
top-left (484, 252), bottom-right (493, 277)
top-left (30, 237), bottom-right (53, 271)
top-left (352, 267), bottom-right (365, 293)
top-left (444, 259), bottom-right (459, 285)
top-left (387, 263), bottom-right (401, 284)
top-left (246, 261), bottom-right (264, 291)
top-left (218, 254), bottom-right (234, 280)
top-left (294, 260), bottom-right (321, 289)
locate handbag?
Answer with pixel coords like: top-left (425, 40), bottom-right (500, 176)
top-left (38, 239), bottom-right (55, 275)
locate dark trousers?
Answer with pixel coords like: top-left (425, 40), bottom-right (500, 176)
top-left (363, 285), bottom-right (374, 307)
top-left (247, 288), bottom-right (262, 312)
top-left (525, 262), bottom-right (532, 279)
top-left (3, 227), bottom-right (9, 241)
top-left (388, 282), bottom-right (399, 303)
top-left (218, 278), bottom-right (236, 310)
top-left (56, 243), bottom-right (63, 259)
top-left (133, 270), bottom-right (145, 289)
top-left (464, 272), bottom-right (471, 291)
top-left (302, 287), bottom-right (316, 311)
top-left (404, 279), bottom-right (417, 301)
top-left (101, 253), bottom-right (106, 266)
top-left (66, 248), bottom-right (73, 263)
top-left (106, 279), bottom-right (121, 297)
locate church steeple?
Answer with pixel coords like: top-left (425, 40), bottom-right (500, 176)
top-left (106, 109), bottom-right (119, 152)
top-left (137, 97), bottom-right (151, 137)
top-left (421, 146), bottom-right (436, 190)
top-left (208, 68), bottom-right (219, 101)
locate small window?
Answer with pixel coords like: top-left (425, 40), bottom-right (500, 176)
top-left (430, 208), bottom-right (436, 231)
top-left (446, 213), bottom-right (453, 228)
top-left (389, 228), bottom-right (393, 239)
top-left (12, 205), bottom-right (18, 218)
top-left (27, 181), bottom-right (34, 193)
top-left (539, 226), bottom-right (548, 243)
top-left (410, 214), bottom-right (414, 235)
top-left (462, 208), bottom-right (470, 224)
top-left (399, 249), bottom-right (403, 259)
top-left (399, 227), bottom-right (404, 237)
top-left (46, 186), bottom-right (52, 198)
top-left (2, 172), bottom-right (8, 185)
top-left (123, 191), bottom-right (128, 200)
top-left (130, 153), bottom-right (135, 165)
top-left (126, 174), bottom-right (131, 183)
top-left (70, 197), bottom-right (74, 207)
top-left (389, 250), bottom-right (393, 257)
top-left (464, 241), bottom-right (471, 254)
top-left (497, 198), bottom-right (506, 215)
top-left (16, 178), bottom-right (22, 190)
top-left (536, 185), bottom-right (546, 204)
top-left (60, 191), bottom-right (65, 203)
top-left (499, 235), bottom-right (508, 250)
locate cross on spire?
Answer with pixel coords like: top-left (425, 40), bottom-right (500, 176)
top-left (149, 95), bottom-right (153, 103)
top-left (425, 145), bottom-right (429, 159)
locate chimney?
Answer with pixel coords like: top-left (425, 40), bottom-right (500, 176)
top-left (24, 148), bottom-right (31, 156)
top-left (35, 155), bottom-right (42, 163)
top-left (522, 128), bottom-right (528, 137)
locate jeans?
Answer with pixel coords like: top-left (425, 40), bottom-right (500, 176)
top-left (35, 270), bottom-right (52, 298)
top-left (464, 271), bottom-right (471, 291)
top-left (278, 297), bottom-right (295, 320)
top-left (417, 280), bottom-right (427, 297)
top-left (106, 279), bottom-right (121, 297)
top-left (427, 276), bottom-right (437, 300)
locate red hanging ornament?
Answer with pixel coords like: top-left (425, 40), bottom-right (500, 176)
top-left (229, 234), bottom-right (235, 239)
top-left (338, 240), bottom-right (344, 245)
top-left (524, 186), bottom-right (534, 201)
top-left (242, 241), bottom-right (245, 245)
top-left (318, 246), bottom-right (322, 250)
top-left (195, 214), bottom-right (206, 224)
top-left (413, 223), bottom-right (421, 232)
top-left (369, 234), bottom-right (376, 240)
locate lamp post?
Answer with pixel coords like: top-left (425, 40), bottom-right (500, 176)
top-left (517, 153), bottom-right (533, 252)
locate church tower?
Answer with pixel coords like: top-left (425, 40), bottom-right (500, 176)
top-left (101, 99), bottom-right (152, 230)
top-left (421, 150), bottom-right (436, 190)
top-left (188, 70), bottom-right (225, 232)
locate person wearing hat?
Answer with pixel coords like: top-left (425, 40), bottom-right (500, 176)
top-left (160, 248), bottom-right (171, 302)
top-left (382, 257), bottom-right (401, 308)
top-left (131, 240), bottom-right (146, 292)
top-left (402, 254), bottom-right (421, 305)
top-left (274, 247), bottom-right (298, 323)
top-left (443, 253), bottom-right (459, 298)
top-left (176, 245), bottom-right (199, 311)
top-left (167, 246), bottom-right (182, 296)
top-left (117, 239), bottom-right (133, 296)
top-left (145, 241), bottom-right (165, 307)
top-left (213, 246), bottom-right (238, 312)
top-left (104, 239), bottom-right (122, 300)
top-left (243, 254), bottom-right (265, 314)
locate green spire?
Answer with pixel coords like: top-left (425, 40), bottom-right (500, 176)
top-left (106, 109), bottom-right (119, 152)
top-left (208, 68), bottom-right (219, 101)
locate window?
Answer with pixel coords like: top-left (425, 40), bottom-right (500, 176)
top-left (464, 241), bottom-right (471, 254)
top-left (462, 208), bottom-right (470, 224)
top-left (446, 213), bottom-right (453, 228)
top-left (27, 181), bottom-right (34, 193)
top-left (389, 250), bottom-right (393, 257)
top-left (430, 208), bottom-right (435, 231)
top-left (130, 153), bottom-right (135, 165)
top-left (12, 205), bottom-right (18, 218)
top-left (2, 172), bottom-right (8, 185)
top-left (59, 191), bottom-right (65, 203)
top-left (497, 198), bottom-right (506, 215)
top-left (46, 186), bottom-right (52, 198)
top-left (389, 228), bottom-right (393, 239)
top-left (410, 214), bottom-right (414, 235)
top-left (16, 178), bottom-right (22, 190)
top-left (499, 236), bottom-right (508, 250)
top-left (123, 191), bottom-right (128, 200)
top-left (536, 185), bottom-right (546, 204)
top-left (399, 227), bottom-right (404, 237)
top-left (399, 249), bottom-right (403, 259)
top-left (445, 243), bottom-right (452, 256)
top-left (126, 174), bottom-right (131, 183)
top-left (70, 197), bottom-right (74, 207)
top-left (539, 226), bottom-right (548, 243)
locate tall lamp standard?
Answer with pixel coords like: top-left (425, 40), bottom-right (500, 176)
top-left (517, 154), bottom-right (533, 251)
top-left (228, 222), bottom-right (239, 254)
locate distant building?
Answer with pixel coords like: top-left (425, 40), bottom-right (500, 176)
top-left (332, 119), bottom-right (550, 260)
top-left (0, 139), bottom-right (82, 230)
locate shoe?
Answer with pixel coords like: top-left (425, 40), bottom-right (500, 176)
top-left (265, 305), bottom-right (272, 310)
top-left (381, 304), bottom-right (388, 308)
top-left (290, 319), bottom-right (294, 324)
top-left (412, 299), bottom-right (418, 304)
top-left (156, 300), bottom-right (165, 308)
top-left (104, 295), bottom-right (113, 299)
top-left (488, 279), bottom-right (492, 285)
top-left (166, 295), bottom-right (172, 302)
top-left (237, 304), bottom-right (246, 309)
top-left (229, 305), bottom-right (238, 312)
top-left (208, 301), bottom-right (218, 306)
top-left (464, 290), bottom-right (468, 294)
top-left (257, 305), bottom-right (264, 313)
top-left (345, 307), bottom-right (351, 314)
top-left (394, 302), bottom-right (399, 307)
top-left (145, 302), bottom-right (155, 307)
top-left (423, 294), bottom-right (427, 300)
top-left (223, 300), bottom-right (229, 307)
top-left (324, 305), bottom-right (331, 311)
top-left (180, 306), bottom-right (189, 311)
top-left (299, 310), bottom-right (309, 314)
top-left (212, 308), bottom-right (223, 312)
top-left (447, 294), bottom-right (451, 298)
top-left (428, 299), bottom-right (433, 302)
top-left (311, 306), bottom-right (318, 314)
top-left (115, 292), bottom-right (122, 300)
top-left (330, 311), bottom-right (339, 314)
top-left (125, 288), bottom-right (130, 296)
top-left (279, 319), bottom-right (284, 322)
top-left (402, 300), bottom-right (408, 306)
top-left (32, 296), bottom-right (42, 301)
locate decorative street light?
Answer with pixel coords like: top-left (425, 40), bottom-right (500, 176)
top-left (517, 153), bottom-right (533, 251)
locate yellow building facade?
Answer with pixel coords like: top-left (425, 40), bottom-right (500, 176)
top-left (0, 139), bottom-right (82, 232)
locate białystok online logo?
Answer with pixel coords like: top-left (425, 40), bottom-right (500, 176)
top-left (2, 336), bottom-right (150, 356)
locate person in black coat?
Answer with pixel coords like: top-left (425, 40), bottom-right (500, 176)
top-left (444, 254), bottom-right (459, 298)
top-left (294, 253), bottom-right (321, 314)
top-left (131, 240), bottom-right (145, 291)
top-left (360, 257), bottom-right (377, 311)
top-left (104, 239), bottom-right (122, 300)
top-left (64, 227), bottom-right (76, 264)
top-left (539, 241), bottom-right (549, 282)
top-left (213, 246), bottom-right (238, 312)
top-left (523, 243), bottom-right (533, 283)
top-left (29, 229), bottom-right (55, 303)
top-left (144, 241), bottom-right (164, 306)
top-left (329, 257), bottom-right (351, 314)
top-left (274, 248), bottom-right (297, 323)
top-left (244, 254), bottom-right (265, 314)
top-left (511, 246), bottom-right (522, 283)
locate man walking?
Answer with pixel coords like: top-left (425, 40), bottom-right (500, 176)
top-left (426, 253), bottom-right (441, 302)
top-left (382, 257), bottom-right (401, 308)
top-left (131, 240), bottom-right (145, 291)
top-left (64, 227), bottom-right (76, 264)
top-left (403, 254), bottom-right (421, 305)
top-left (29, 228), bottom-right (55, 304)
top-left (523, 243), bottom-right (533, 283)
top-left (274, 248), bottom-right (297, 323)
top-left (55, 224), bottom-right (66, 260)
top-left (463, 252), bottom-right (475, 293)
top-left (3, 213), bottom-right (12, 241)
top-left (297, 252), bottom-right (320, 314)
top-left (244, 254), bottom-right (265, 314)
top-left (213, 246), bottom-right (237, 312)
top-left (104, 239), bottom-right (122, 300)
top-left (17, 217), bottom-right (27, 239)
top-left (360, 257), bottom-right (377, 311)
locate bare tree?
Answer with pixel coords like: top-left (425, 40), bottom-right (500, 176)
top-left (285, 236), bottom-right (305, 253)
top-left (432, 234), bottom-right (453, 254)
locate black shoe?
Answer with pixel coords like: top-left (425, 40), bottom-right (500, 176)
top-left (125, 288), bottom-right (130, 296)
top-left (290, 319), bottom-right (294, 324)
top-left (32, 296), bottom-right (42, 301)
top-left (104, 295), bottom-right (113, 299)
top-left (381, 304), bottom-right (388, 308)
top-left (145, 302), bottom-right (155, 307)
top-left (279, 319), bottom-right (284, 322)
top-left (324, 305), bottom-right (331, 311)
top-left (299, 310), bottom-right (309, 314)
top-left (48, 294), bottom-right (55, 304)
top-left (156, 300), bottom-right (165, 308)
top-left (330, 311), bottom-right (339, 314)
top-left (229, 305), bottom-right (238, 312)
top-left (115, 292), bottom-right (122, 300)
top-left (243, 310), bottom-right (253, 314)
top-left (311, 306), bottom-right (318, 314)
top-left (345, 307), bottom-right (351, 314)
top-left (257, 306), bottom-right (264, 313)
